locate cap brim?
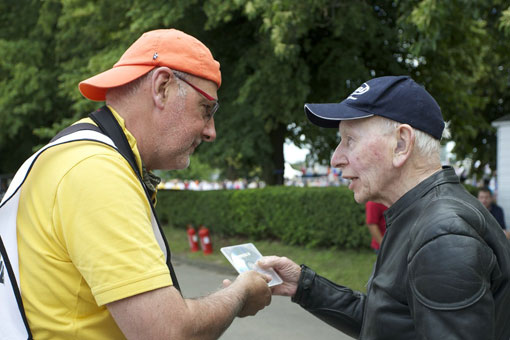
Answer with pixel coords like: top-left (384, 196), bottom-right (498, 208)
top-left (79, 65), bottom-right (156, 101)
top-left (304, 103), bottom-right (374, 128)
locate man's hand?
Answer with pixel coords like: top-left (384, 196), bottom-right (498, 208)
top-left (257, 256), bottom-right (301, 297)
top-left (229, 270), bottom-right (272, 317)
top-left (109, 271), bottom-right (271, 339)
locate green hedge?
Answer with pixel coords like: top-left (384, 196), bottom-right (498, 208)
top-left (156, 183), bottom-right (482, 250)
top-left (156, 186), bottom-right (370, 249)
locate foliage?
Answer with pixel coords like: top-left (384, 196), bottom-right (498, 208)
top-left (0, 0), bottom-right (136, 172)
top-left (399, 0), bottom-right (510, 177)
top-left (156, 186), bottom-right (370, 249)
top-left (1, 0), bottom-right (510, 182)
top-left (201, 0), bottom-right (406, 181)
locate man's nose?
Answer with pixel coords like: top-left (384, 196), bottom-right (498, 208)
top-left (203, 117), bottom-right (216, 142)
top-left (330, 143), bottom-right (347, 169)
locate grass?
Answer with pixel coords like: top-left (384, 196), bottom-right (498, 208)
top-left (163, 226), bottom-right (376, 292)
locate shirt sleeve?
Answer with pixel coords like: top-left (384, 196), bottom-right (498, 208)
top-left (292, 265), bottom-right (365, 339)
top-left (365, 202), bottom-right (380, 225)
top-left (54, 151), bottom-right (172, 306)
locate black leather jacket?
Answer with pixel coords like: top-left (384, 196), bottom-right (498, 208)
top-left (292, 167), bottom-right (510, 339)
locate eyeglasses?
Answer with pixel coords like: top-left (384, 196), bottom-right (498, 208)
top-left (173, 72), bottom-right (219, 119)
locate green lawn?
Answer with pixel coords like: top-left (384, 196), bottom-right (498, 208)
top-left (163, 226), bottom-right (376, 292)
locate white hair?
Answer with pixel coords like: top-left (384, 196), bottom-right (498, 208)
top-left (379, 117), bottom-right (450, 161)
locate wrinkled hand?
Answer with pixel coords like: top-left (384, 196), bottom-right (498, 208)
top-left (257, 256), bottom-right (301, 297)
top-left (232, 271), bottom-right (272, 317)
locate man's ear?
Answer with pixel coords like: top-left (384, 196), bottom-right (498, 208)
top-left (151, 67), bottom-right (175, 109)
top-left (393, 124), bottom-right (414, 168)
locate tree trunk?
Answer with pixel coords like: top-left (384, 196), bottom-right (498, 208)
top-left (263, 123), bottom-right (286, 186)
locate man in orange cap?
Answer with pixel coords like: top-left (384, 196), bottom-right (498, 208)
top-left (13, 29), bottom-right (271, 339)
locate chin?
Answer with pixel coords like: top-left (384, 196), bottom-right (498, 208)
top-left (158, 157), bottom-right (190, 171)
top-left (353, 192), bottom-right (369, 205)
top-left (175, 157), bottom-right (191, 170)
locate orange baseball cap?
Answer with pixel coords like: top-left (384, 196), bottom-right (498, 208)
top-left (79, 29), bottom-right (221, 101)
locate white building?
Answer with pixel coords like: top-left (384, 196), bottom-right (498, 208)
top-left (492, 115), bottom-right (510, 229)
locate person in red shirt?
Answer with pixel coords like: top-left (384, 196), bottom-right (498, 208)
top-left (365, 201), bottom-right (388, 251)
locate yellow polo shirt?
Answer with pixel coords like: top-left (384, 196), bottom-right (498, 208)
top-left (17, 109), bottom-right (172, 339)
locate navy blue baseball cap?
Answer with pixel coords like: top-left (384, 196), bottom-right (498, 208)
top-left (304, 76), bottom-right (445, 139)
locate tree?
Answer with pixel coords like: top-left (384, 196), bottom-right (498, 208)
top-left (400, 0), bottom-right (510, 178)
top-left (2, 0), bottom-right (509, 184)
top-left (185, 0), bottom-right (407, 184)
top-left (0, 0), bottom-right (64, 172)
top-left (0, 0), bottom-right (138, 172)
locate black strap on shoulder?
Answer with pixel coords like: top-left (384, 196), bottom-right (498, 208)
top-left (0, 237), bottom-right (33, 339)
top-left (49, 123), bottom-right (102, 143)
top-left (89, 106), bottom-right (181, 293)
top-left (89, 107), bottom-right (141, 178)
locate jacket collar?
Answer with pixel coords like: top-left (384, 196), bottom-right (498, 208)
top-left (384, 166), bottom-right (459, 227)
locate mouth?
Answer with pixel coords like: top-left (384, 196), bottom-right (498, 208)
top-left (342, 176), bottom-right (358, 190)
top-left (190, 141), bottom-right (202, 153)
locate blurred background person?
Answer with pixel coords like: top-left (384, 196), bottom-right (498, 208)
top-left (478, 187), bottom-right (509, 239)
top-left (365, 201), bottom-right (388, 252)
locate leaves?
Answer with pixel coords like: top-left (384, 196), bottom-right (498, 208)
top-left (1, 0), bottom-right (509, 181)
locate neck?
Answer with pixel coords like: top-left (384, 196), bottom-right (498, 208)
top-left (106, 94), bottom-right (153, 168)
top-left (381, 162), bottom-right (442, 207)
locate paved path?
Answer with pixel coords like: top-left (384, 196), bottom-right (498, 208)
top-left (172, 256), bottom-right (355, 340)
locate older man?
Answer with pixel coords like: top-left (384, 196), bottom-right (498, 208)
top-left (259, 76), bottom-right (510, 339)
top-left (11, 29), bottom-right (271, 339)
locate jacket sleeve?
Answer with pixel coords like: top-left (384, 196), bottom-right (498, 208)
top-left (291, 265), bottom-right (366, 338)
top-left (407, 233), bottom-right (498, 340)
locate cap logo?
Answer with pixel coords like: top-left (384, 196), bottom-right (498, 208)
top-left (347, 83), bottom-right (370, 100)
top-left (153, 52), bottom-right (158, 60)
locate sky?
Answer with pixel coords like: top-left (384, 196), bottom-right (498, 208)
top-left (284, 140), bottom-right (309, 164)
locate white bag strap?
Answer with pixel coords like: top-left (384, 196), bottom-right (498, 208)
top-left (0, 122), bottom-right (175, 339)
top-left (0, 129), bottom-right (114, 340)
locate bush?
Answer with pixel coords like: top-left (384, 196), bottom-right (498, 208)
top-left (156, 186), bottom-right (371, 249)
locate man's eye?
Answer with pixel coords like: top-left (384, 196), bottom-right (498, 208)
top-left (202, 105), bottom-right (213, 120)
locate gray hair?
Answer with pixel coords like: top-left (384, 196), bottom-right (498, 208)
top-left (379, 117), bottom-right (450, 161)
top-left (172, 70), bottom-right (189, 98)
top-left (105, 68), bottom-right (189, 102)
